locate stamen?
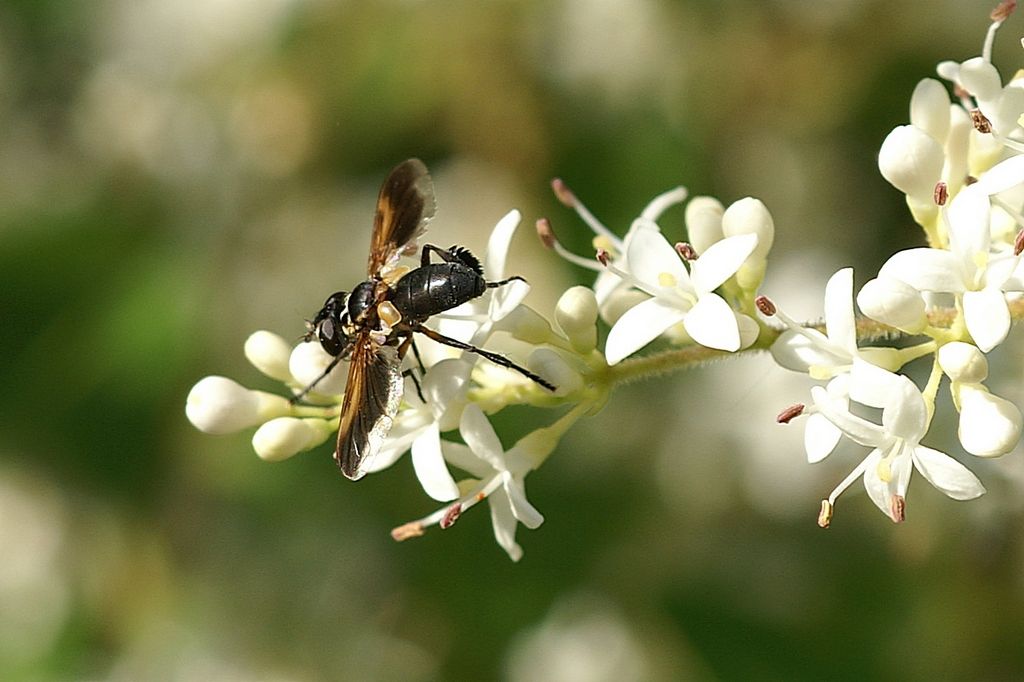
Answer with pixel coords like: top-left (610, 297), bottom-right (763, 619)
top-left (551, 177), bottom-right (577, 207)
top-left (755, 295), bottom-right (777, 316)
top-left (777, 403), bottom-right (805, 424)
top-left (640, 186), bottom-right (689, 221)
top-left (536, 218), bottom-right (605, 272)
top-left (817, 500), bottom-right (833, 529)
top-left (551, 177), bottom-right (621, 244)
top-left (890, 495), bottom-right (906, 523)
top-left (992, 0), bottom-right (1016, 22)
top-left (390, 522), bottom-right (425, 541)
top-left (934, 181), bottom-right (948, 206)
top-left (1015, 229), bottom-right (1024, 256)
top-left (596, 248), bottom-right (611, 266)
top-left (827, 457), bottom-right (872, 507)
top-left (675, 242), bottom-right (698, 261)
top-left (971, 109), bottom-right (993, 134)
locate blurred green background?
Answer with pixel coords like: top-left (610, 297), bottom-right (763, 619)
top-left (3, 0), bottom-right (1024, 679)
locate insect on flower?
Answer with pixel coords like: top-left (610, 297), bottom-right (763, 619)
top-left (297, 158), bottom-right (556, 480)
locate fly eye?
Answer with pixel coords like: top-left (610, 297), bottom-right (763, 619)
top-left (317, 318), bottom-right (347, 356)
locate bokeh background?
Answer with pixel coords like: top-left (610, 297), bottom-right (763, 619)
top-left (4, 0), bottom-right (1024, 679)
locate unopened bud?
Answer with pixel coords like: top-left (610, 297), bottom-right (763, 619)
top-left (755, 295), bottom-right (777, 316)
top-left (878, 125), bottom-right (945, 198)
top-left (957, 384), bottom-right (1023, 458)
top-left (777, 403), bottom-right (805, 424)
top-left (685, 196), bottom-right (725, 253)
top-left (856, 276), bottom-right (927, 334)
top-left (555, 286), bottom-right (599, 353)
top-left (252, 417), bottom-right (333, 462)
top-left (937, 341), bottom-right (988, 384)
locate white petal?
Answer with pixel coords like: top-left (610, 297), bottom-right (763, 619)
top-left (411, 423), bottom-right (460, 501)
top-left (682, 293), bottom-right (741, 351)
top-left (485, 209), bottom-right (521, 280)
top-left (625, 227), bottom-right (690, 293)
top-left (877, 125), bottom-right (944, 198)
top-left (879, 375), bottom-right (928, 442)
top-left (440, 441), bottom-right (492, 480)
top-left (804, 413), bottom-right (842, 463)
top-left (811, 385), bottom-right (886, 447)
top-left (489, 279), bottom-right (530, 321)
top-left (640, 185), bottom-right (688, 221)
top-left (502, 471), bottom-right (544, 529)
top-left (769, 329), bottom-right (846, 372)
top-left (684, 195), bottom-right (724, 254)
top-left (604, 297), bottom-right (686, 365)
top-left (912, 445), bottom-right (985, 500)
top-left (848, 358), bottom-right (908, 409)
top-left (963, 288), bottom-right (1010, 352)
top-left (720, 198), bottom-right (773, 261)
top-left (910, 78), bottom-right (951, 142)
top-left (975, 154), bottom-right (1024, 195)
top-left (823, 268), bottom-right (856, 351)
top-left (947, 184), bottom-right (990, 259)
top-left (878, 248), bottom-right (966, 293)
top-left (856, 276), bottom-right (927, 333)
top-left (958, 57), bottom-right (1001, 102)
top-left (861, 450), bottom-right (895, 518)
top-left (936, 341), bottom-right (988, 384)
top-left (459, 404), bottom-right (507, 471)
top-left (690, 233), bottom-right (759, 294)
top-left (488, 490), bottom-right (523, 561)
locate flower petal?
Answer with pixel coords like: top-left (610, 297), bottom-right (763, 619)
top-left (975, 154), bottom-right (1024, 195)
top-left (485, 209), bottom-right (521, 280)
top-left (878, 248), bottom-right (966, 293)
top-left (502, 471), bottom-right (544, 529)
top-left (459, 404), bottom-right (507, 470)
top-left (823, 267), bottom-right (856, 351)
top-left (861, 449), bottom-right (894, 518)
top-left (625, 226), bottom-right (690, 294)
top-left (947, 184), bottom-right (990, 261)
top-left (811, 385), bottom-right (886, 447)
top-left (488, 490), bottom-right (523, 561)
top-left (805, 413), bottom-right (842, 463)
top-left (963, 288), bottom-right (1010, 352)
top-left (690, 233), bottom-right (758, 293)
top-left (411, 422), bottom-right (460, 501)
top-left (912, 445), bottom-right (986, 500)
top-left (605, 297), bottom-right (686, 365)
top-left (682, 293), bottom-right (741, 351)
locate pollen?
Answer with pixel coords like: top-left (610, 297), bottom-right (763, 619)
top-left (657, 272), bottom-right (677, 287)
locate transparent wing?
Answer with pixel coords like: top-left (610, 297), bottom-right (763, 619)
top-left (334, 339), bottom-right (405, 480)
top-left (367, 158), bottom-right (435, 275)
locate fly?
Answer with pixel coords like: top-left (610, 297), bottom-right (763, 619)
top-left (297, 158), bottom-right (556, 480)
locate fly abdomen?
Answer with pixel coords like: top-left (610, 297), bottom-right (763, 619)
top-left (391, 263), bottom-right (486, 322)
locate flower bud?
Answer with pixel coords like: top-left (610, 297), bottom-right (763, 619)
top-left (289, 341), bottom-right (347, 395)
top-left (878, 125), bottom-right (944, 199)
top-left (684, 196), bottom-right (724, 254)
top-left (721, 197), bottom-right (774, 261)
top-left (856, 276), bottom-right (927, 333)
top-left (554, 286), bottom-right (599, 353)
top-left (910, 78), bottom-right (951, 143)
top-left (937, 342), bottom-right (988, 384)
top-left (252, 417), bottom-right (334, 461)
top-left (244, 330), bottom-right (295, 382)
top-left (736, 312), bottom-right (761, 349)
top-left (498, 305), bottom-right (556, 345)
top-left (956, 384), bottom-right (1023, 458)
top-left (186, 376), bottom-right (291, 434)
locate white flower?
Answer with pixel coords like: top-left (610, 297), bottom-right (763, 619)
top-left (185, 376), bottom-right (292, 434)
top-left (441, 405), bottom-right (546, 561)
top-left (604, 228), bottom-right (758, 363)
top-left (770, 268), bottom-right (901, 378)
top-left (813, 360), bottom-right (985, 522)
top-left (878, 181), bottom-right (1024, 352)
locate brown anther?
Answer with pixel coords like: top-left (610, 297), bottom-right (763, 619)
top-left (674, 242), bottom-right (698, 261)
top-left (970, 108), bottom-right (993, 134)
top-left (817, 500), bottom-right (833, 529)
top-left (890, 495), bottom-right (906, 523)
top-left (596, 248), bottom-right (611, 266)
top-left (776, 403), bottom-right (805, 424)
top-left (536, 218), bottom-right (558, 249)
top-left (390, 522), bottom-right (425, 541)
top-left (966, 175), bottom-right (979, 186)
top-left (934, 181), bottom-right (949, 206)
top-left (992, 0), bottom-right (1017, 22)
top-left (1015, 229), bottom-right (1024, 256)
top-left (755, 295), bottom-right (777, 317)
top-left (440, 504), bottom-right (462, 529)
top-left (551, 178), bottom-right (578, 208)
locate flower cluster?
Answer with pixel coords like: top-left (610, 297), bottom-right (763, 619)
top-left (769, 3), bottom-right (1024, 526)
top-left (187, 3), bottom-right (1024, 556)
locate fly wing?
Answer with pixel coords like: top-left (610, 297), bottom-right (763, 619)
top-left (367, 158), bottom-right (435, 275)
top-left (334, 338), bottom-right (405, 480)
